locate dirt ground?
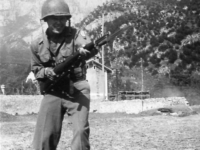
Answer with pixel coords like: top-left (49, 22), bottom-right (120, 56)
top-left (1, 111), bottom-right (200, 150)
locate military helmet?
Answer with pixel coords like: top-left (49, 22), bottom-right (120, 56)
top-left (41, 0), bottom-right (71, 20)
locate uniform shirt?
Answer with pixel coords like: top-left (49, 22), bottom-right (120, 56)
top-left (30, 26), bottom-right (98, 82)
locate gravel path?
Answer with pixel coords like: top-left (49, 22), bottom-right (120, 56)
top-left (0, 113), bottom-right (200, 150)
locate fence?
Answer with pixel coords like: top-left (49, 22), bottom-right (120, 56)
top-left (109, 91), bottom-right (150, 101)
top-left (0, 95), bottom-right (189, 115)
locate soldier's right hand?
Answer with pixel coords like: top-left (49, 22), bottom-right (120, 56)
top-left (45, 67), bottom-right (56, 80)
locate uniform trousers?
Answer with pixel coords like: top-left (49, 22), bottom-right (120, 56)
top-left (32, 80), bottom-right (90, 150)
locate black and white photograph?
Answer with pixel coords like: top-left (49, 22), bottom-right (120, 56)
top-left (0, 0), bottom-right (200, 149)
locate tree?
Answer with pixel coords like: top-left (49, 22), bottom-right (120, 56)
top-left (75, 0), bottom-right (200, 97)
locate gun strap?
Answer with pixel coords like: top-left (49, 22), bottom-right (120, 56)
top-left (72, 29), bottom-right (80, 55)
top-left (49, 38), bottom-right (66, 63)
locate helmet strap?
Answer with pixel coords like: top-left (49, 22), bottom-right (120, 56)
top-left (68, 19), bottom-right (71, 27)
top-left (40, 20), bottom-right (46, 40)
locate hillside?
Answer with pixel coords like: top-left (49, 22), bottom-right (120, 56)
top-left (0, 0), bottom-right (200, 98)
top-left (0, 0), bottom-right (109, 26)
top-left (0, 0), bottom-right (110, 93)
top-left (0, 0), bottom-right (109, 63)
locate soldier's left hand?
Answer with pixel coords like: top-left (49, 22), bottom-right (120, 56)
top-left (78, 46), bottom-right (90, 55)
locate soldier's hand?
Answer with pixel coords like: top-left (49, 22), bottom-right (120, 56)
top-left (45, 67), bottom-right (56, 80)
top-left (78, 46), bottom-right (90, 56)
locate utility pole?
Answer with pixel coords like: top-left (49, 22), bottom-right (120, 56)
top-left (101, 13), bottom-right (105, 101)
top-left (140, 58), bottom-right (144, 100)
top-left (116, 69), bottom-right (119, 101)
top-left (140, 58), bottom-right (144, 91)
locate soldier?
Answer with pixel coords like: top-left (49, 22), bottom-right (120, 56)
top-left (30, 0), bottom-right (98, 149)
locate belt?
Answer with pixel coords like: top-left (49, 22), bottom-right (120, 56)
top-left (46, 89), bottom-right (74, 99)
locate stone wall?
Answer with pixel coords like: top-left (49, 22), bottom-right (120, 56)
top-left (0, 95), bottom-right (189, 115)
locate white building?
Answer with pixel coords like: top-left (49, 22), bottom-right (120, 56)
top-left (86, 59), bottom-right (112, 101)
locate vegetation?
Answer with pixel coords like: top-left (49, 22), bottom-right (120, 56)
top-left (0, 0), bottom-right (200, 103)
top-left (76, 0), bottom-right (200, 103)
top-left (0, 11), bottom-right (36, 94)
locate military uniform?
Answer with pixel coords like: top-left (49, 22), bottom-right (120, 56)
top-left (31, 26), bottom-right (97, 150)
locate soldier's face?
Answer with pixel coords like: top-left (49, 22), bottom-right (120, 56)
top-left (45, 16), bottom-right (68, 34)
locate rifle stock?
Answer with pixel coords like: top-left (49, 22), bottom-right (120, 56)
top-left (39, 25), bottom-right (131, 94)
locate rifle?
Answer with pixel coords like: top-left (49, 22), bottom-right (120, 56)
top-left (39, 25), bottom-right (131, 94)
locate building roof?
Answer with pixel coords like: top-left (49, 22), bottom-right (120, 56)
top-left (86, 59), bottom-right (113, 73)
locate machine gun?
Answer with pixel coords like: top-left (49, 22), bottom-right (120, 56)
top-left (39, 25), bottom-right (131, 94)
